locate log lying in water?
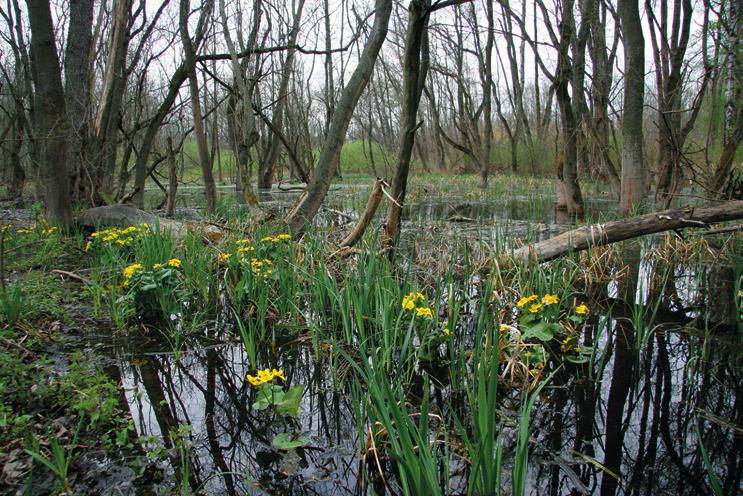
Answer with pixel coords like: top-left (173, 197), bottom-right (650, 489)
top-left (512, 200), bottom-right (743, 263)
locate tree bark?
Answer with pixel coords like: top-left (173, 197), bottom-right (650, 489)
top-left (710, 0), bottom-right (742, 196)
top-left (554, 0), bottom-right (584, 214)
top-left (382, 0), bottom-right (430, 253)
top-left (64, 0), bottom-right (94, 204)
top-left (618, 0), bottom-right (646, 216)
top-left (340, 179), bottom-right (385, 248)
top-left (165, 137), bottom-right (178, 218)
top-left (26, 0), bottom-right (73, 226)
top-left (512, 201), bottom-right (743, 262)
top-left (180, 0), bottom-right (217, 213)
top-left (285, 0), bottom-right (392, 234)
top-left (91, 0), bottom-right (131, 201)
top-left (258, 0), bottom-right (305, 189)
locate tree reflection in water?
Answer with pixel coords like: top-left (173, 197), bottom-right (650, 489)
top-left (112, 253), bottom-right (741, 495)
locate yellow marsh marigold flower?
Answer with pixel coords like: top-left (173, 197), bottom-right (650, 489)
top-left (415, 307), bottom-right (433, 318)
top-left (218, 253), bottom-right (232, 262)
top-left (529, 303), bottom-right (542, 313)
top-left (499, 324), bottom-right (510, 333)
top-left (246, 368), bottom-right (286, 386)
top-left (167, 258), bottom-right (182, 268)
top-left (152, 263), bottom-right (163, 269)
top-left (542, 294), bottom-right (559, 305)
top-left (575, 304), bottom-right (589, 315)
top-left (402, 291), bottom-right (426, 310)
top-left (517, 295), bottom-right (538, 307)
top-left (123, 263), bottom-right (143, 279)
top-left (276, 234), bottom-right (291, 240)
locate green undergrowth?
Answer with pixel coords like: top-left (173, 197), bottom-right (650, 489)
top-left (0, 224), bottom-right (133, 492)
top-left (1, 201), bottom-right (740, 493)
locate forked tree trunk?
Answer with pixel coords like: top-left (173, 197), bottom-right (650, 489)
top-left (285, 0), bottom-right (392, 234)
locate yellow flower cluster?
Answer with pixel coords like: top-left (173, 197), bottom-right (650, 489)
top-left (542, 294), bottom-right (559, 305)
top-left (261, 234), bottom-right (292, 243)
top-left (561, 336), bottom-right (581, 353)
top-left (248, 258), bottom-right (273, 278)
top-left (516, 294), bottom-right (538, 307)
top-left (86, 224), bottom-right (150, 251)
top-left (9, 225), bottom-right (57, 236)
top-left (416, 307), bottom-right (433, 318)
top-left (402, 292), bottom-right (435, 319)
top-left (402, 291), bottom-right (426, 310)
top-left (247, 368), bottom-right (286, 386)
top-left (516, 293), bottom-right (561, 314)
top-left (122, 263), bottom-right (143, 286)
top-left (122, 259), bottom-right (181, 286)
top-left (517, 293), bottom-right (559, 309)
top-left (575, 304), bottom-right (589, 315)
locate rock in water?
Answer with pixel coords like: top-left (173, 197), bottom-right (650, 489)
top-left (77, 205), bottom-right (190, 240)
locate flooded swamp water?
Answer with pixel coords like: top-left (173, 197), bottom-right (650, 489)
top-left (67, 189), bottom-right (743, 494)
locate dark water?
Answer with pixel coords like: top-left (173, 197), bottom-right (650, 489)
top-left (87, 257), bottom-right (742, 495)
top-left (89, 192), bottom-right (741, 495)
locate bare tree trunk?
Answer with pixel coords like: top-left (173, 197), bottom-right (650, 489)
top-left (220, 0), bottom-right (262, 207)
top-left (646, 0), bottom-right (705, 207)
top-left (382, 0), bottom-right (430, 253)
top-left (588, 0), bottom-right (621, 194)
top-left (165, 137), bottom-right (178, 217)
top-left (710, 0), bottom-right (742, 195)
top-left (258, 0), bottom-right (305, 189)
top-left (285, 0), bottom-right (392, 234)
top-left (9, 108), bottom-right (26, 206)
top-left (26, 0), bottom-right (72, 225)
top-left (91, 0), bottom-right (131, 201)
top-left (180, 0), bottom-right (217, 213)
top-left (554, 0), bottom-right (584, 214)
top-left (323, 0), bottom-right (335, 136)
top-left (618, 0), bottom-right (646, 216)
top-left (64, 0), bottom-right (93, 204)
top-left (480, 0), bottom-right (495, 187)
top-left (132, 65), bottom-right (188, 209)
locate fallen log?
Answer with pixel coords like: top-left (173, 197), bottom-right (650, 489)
top-left (512, 200), bottom-right (743, 263)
